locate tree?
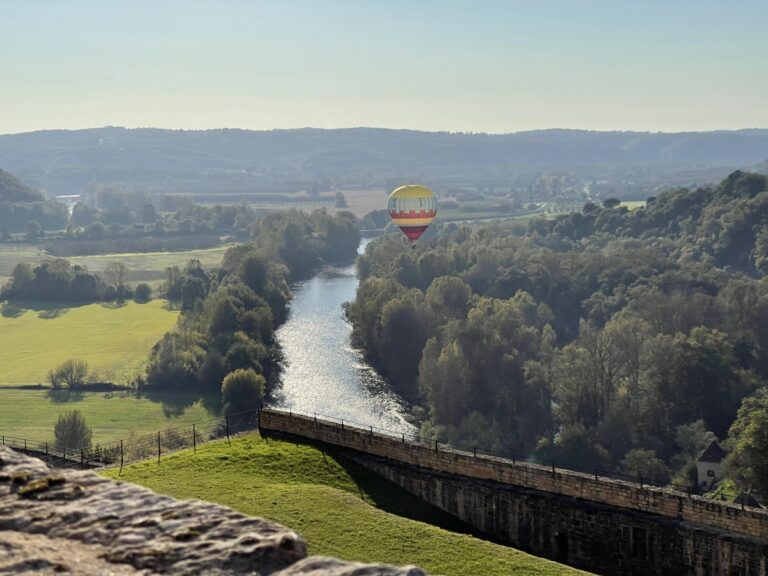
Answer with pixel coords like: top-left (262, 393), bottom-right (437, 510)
top-left (134, 283), bottom-right (152, 303)
top-left (54, 410), bottom-right (92, 450)
top-left (602, 198), bottom-right (621, 209)
top-left (239, 252), bottom-right (269, 293)
top-left (221, 368), bottom-right (265, 414)
top-left (725, 390), bottom-right (768, 495)
top-left (104, 261), bottom-right (129, 298)
top-left (25, 220), bottom-right (42, 241)
top-left (48, 359), bottom-right (90, 389)
top-left (335, 191), bottom-right (348, 208)
top-left (619, 449), bottom-right (671, 483)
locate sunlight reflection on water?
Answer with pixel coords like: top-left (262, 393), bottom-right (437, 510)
top-left (269, 240), bottom-right (415, 434)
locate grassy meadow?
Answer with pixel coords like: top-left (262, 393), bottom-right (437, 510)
top-left (0, 299), bottom-right (178, 385)
top-left (106, 433), bottom-right (587, 576)
top-left (0, 244), bottom-right (230, 289)
top-left (0, 389), bottom-right (214, 444)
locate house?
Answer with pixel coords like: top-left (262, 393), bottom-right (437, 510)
top-left (696, 440), bottom-right (726, 491)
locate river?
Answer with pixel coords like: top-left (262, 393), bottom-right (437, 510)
top-left (269, 239), bottom-right (415, 434)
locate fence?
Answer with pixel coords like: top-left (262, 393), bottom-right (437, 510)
top-left (0, 409), bottom-right (260, 471)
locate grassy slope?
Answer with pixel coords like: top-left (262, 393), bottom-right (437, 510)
top-left (0, 389), bottom-right (214, 444)
top-left (106, 434), bottom-right (585, 576)
top-left (0, 300), bottom-right (178, 385)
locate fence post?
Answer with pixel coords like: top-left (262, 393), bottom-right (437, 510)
top-left (192, 423), bottom-right (197, 454)
top-left (370, 426), bottom-right (373, 437)
top-left (314, 413), bottom-right (317, 423)
top-left (45, 442), bottom-right (49, 462)
top-left (24, 439), bottom-right (27, 454)
top-left (473, 446), bottom-right (477, 457)
top-left (402, 433), bottom-right (405, 444)
top-left (157, 431), bottom-right (161, 466)
top-left (434, 440), bottom-right (438, 454)
top-left (552, 461), bottom-right (556, 475)
top-left (639, 476), bottom-right (643, 489)
top-left (63, 446), bottom-right (66, 463)
top-left (341, 419), bottom-right (344, 430)
top-left (120, 440), bottom-right (124, 473)
top-left (80, 450), bottom-right (84, 465)
top-left (226, 415), bottom-right (231, 445)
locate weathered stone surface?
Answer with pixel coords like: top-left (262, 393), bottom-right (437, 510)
top-left (0, 447), bottom-right (427, 575)
top-left (276, 557), bottom-right (426, 576)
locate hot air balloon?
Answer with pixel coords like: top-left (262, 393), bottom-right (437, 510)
top-left (388, 185), bottom-right (437, 244)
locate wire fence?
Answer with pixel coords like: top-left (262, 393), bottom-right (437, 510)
top-left (0, 409), bottom-right (260, 471)
top-left (271, 407), bottom-right (704, 497)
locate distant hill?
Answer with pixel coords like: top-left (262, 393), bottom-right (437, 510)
top-left (0, 168), bottom-right (44, 202)
top-left (0, 168), bottom-right (67, 233)
top-left (1, 127), bottom-right (768, 195)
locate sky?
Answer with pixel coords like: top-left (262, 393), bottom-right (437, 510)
top-left (1, 0), bottom-right (767, 135)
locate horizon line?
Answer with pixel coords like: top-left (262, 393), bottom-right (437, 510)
top-left (2, 125), bottom-right (768, 138)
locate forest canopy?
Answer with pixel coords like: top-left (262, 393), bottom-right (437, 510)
top-left (348, 171), bottom-right (768, 494)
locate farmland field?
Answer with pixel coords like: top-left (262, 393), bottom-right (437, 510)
top-left (0, 245), bottom-right (230, 288)
top-left (0, 389), bottom-right (214, 444)
top-left (0, 299), bottom-right (178, 385)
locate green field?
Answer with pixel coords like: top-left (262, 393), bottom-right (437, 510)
top-left (0, 389), bottom-right (214, 444)
top-left (0, 245), bottom-right (230, 289)
top-left (106, 433), bottom-right (585, 576)
top-left (0, 300), bottom-right (178, 385)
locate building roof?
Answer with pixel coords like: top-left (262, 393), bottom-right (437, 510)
top-left (697, 440), bottom-right (727, 463)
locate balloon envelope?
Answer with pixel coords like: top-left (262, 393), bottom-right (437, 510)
top-left (388, 185), bottom-right (437, 242)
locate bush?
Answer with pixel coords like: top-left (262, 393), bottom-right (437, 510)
top-left (221, 368), bottom-right (265, 414)
top-left (48, 359), bottom-right (90, 389)
top-left (134, 283), bottom-right (152, 303)
top-left (54, 410), bottom-right (92, 450)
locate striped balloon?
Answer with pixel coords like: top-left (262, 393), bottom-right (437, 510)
top-left (388, 185), bottom-right (437, 242)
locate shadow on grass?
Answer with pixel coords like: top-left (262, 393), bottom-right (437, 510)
top-left (46, 388), bottom-right (86, 403)
top-left (323, 445), bottom-right (483, 538)
top-left (38, 308), bottom-right (68, 319)
top-left (137, 389), bottom-right (221, 419)
top-left (1, 300), bottom-right (91, 318)
top-left (1, 303), bottom-right (24, 318)
top-left (100, 301), bottom-right (129, 309)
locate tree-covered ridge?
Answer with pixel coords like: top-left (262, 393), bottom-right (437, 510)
top-left (3, 127), bottom-right (768, 196)
top-left (144, 209), bottom-right (360, 409)
top-left (0, 168), bottom-right (68, 233)
top-left (349, 172), bottom-right (768, 495)
top-left (541, 170), bottom-right (768, 275)
top-left (0, 168), bottom-right (45, 202)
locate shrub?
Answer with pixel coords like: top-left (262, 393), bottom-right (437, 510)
top-left (48, 359), bottom-right (90, 389)
top-left (134, 283), bottom-right (152, 303)
top-left (221, 368), bottom-right (265, 414)
top-left (54, 410), bottom-right (92, 450)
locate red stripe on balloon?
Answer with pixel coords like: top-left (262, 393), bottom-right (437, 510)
top-left (399, 225), bottom-right (429, 241)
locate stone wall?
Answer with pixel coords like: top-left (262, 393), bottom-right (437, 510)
top-left (260, 409), bottom-right (768, 576)
top-left (0, 446), bottom-right (426, 576)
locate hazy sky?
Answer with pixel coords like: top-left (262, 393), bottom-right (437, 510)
top-left (2, 0), bottom-right (767, 134)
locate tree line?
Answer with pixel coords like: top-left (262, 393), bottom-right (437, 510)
top-left (142, 209), bottom-right (360, 413)
top-left (348, 171), bottom-right (768, 497)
